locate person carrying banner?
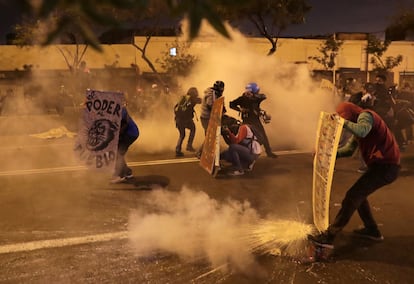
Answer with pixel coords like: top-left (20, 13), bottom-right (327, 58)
top-left (111, 106), bottom-right (139, 183)
top-left (196, 80), bottom-right (226, 158)
top-left (308, 102), bottom-right (400, 249)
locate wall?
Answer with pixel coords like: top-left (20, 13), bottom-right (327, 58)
top-left (0, 37), bottom-right (413, 85)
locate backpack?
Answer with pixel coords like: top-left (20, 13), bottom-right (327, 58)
top-left (174, 95), bottom-right (193, 119)
top-left (244, 125), bottom-right (262, 155)
top-left (247, 124), bottom-right (266, 146)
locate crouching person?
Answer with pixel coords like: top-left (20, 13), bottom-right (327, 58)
top-left (220, 123), bottom-right (261, 176)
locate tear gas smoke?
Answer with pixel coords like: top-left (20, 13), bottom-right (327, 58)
top-left (136, 19), bottom-right (338, 153)
top-left (128, 187), bottom-right (313, 273)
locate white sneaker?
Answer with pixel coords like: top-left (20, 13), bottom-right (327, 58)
top-left (110, 176), bottom-right (127, 184)
top-left (247, 160), bottom-right (256, 172)
top-left (228, 170), bottom-right (244, 176)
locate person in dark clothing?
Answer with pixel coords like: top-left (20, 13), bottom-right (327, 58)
top-left (372, 75), bottom-right (394, 128)
top-left (348, 83), bottom-right (375, 109)
top-left (111, 106), bottom-right (140, 184)
top-left (308, 102), bottom-right (400, 249)
top-left (174, 87), bottom-right (202, 157)
top-left (229, 82), bottom-right (277, 158)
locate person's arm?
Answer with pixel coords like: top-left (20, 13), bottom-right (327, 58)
top-left (343, 111), bottom-right (373, 138)
top-left (337, 135), bottom-right (358, 158)
top-left (229, 97), bottom-right (241, 112)
top-left (205, 94), bottom-right (213, 111)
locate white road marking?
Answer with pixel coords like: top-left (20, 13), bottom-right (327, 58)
top-left (0, 157), bottom-right (199, 176)
top-left (0, 149), bottom-right (308, 255)
top-left (0, 231), bottom-right (128, 254)
top-left (0, 150), bottom-right (308, 177)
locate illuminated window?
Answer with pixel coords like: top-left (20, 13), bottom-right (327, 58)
top-left (169, 47), bottom-right (177, 56)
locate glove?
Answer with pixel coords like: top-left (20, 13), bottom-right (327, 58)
top-left (361, 93), bottom-right (372, 102)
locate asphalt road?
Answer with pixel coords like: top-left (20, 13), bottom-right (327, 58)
top-left (0, 118), bottom-right (414, 283)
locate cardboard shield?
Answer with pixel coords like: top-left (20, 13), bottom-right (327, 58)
top-left (312, 112), bottom-right (344, 232)
top-left (74, 89), bottom-right (124, 172)
top-left (199, 97), bottom-right (224, 175)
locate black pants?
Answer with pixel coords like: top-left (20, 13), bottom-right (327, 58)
top-left (328, 163), bottom-right (400, 236)
top-left (175, 119), bottom-right (196, 152)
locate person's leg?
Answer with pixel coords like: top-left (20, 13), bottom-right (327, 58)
top-left (228, 144), bottom-right (249, 172)
top-left (236, 145), bottom-right (256, 169)
top-left (114, 135), bottom-right (136, 178)
top-left (247, 117), bottom-right (275, 158)
top-left (186, 121), bottom-right (196, 151)
top-left (175, 123), bottom-right (186, 155)
top-left (328, 163), bottom-right (400, 236)
top-left (310, 163), bottom-right (399, 246)
top-left (196, 117), bottom-right (210, 157)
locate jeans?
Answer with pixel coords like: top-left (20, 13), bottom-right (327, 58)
top-left (328, 163), bottom-right (400, 235)
top-left (220, 143), bottom-right (257, 171)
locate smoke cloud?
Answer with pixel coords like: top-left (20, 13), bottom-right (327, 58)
top-left (136, 19), bottom-right (338, 154)
top-left (128, 187), bottom-right (313, 273)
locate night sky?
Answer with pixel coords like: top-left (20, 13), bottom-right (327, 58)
top-left (282, 0), bottom-right (414, 37)
top-left (0, 0), bottom-right (413, 43)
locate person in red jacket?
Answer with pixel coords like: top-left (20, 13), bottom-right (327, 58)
top-left (308, 102), bottom-right (400, 249)
top-left (220, 123), bottom-right (262, 176)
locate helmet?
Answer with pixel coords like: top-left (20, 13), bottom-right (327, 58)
top-left (213, 80), bottom-right (225, 92)
top-left (245, 82), bottom-right (260, 94)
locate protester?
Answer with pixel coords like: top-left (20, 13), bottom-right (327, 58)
top-left (308, 102), bottom-right (400, 249)
top-left (220, 122), bottom-right (262, 176)
top-left (196, 80), bottom-right (226, 158)
top-left (111, 106), bottom-right (140, 184)
top-left (229, 82), bottom-right (277, 158)
top-left (174, 87), bottom-right (202, 157)
top-left (372, 74), bottom-right (394, 128)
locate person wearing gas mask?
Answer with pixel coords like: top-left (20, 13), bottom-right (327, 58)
top-left (229, 82), bottom-right (277, 158)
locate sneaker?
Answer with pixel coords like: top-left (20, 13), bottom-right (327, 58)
top-left (125, 174), bottom-right (134, 179)
top-left (110, 176), bottom-right (127, 184)
top-left (357, 166), bottom-right (368, 173)
top-left (186, 146), bottom-right (196, 152)
top-left (353, 227), bottom-right (384, 241)
top-left (175, 151), bottom-right (184, 157)
top-left (228, 170), bottom-right (245, 176)
top-left (267, 152), bottom-right (278, 158)
top-left (246, 160), bottom-right (256, 172)
top-left (307, 233), bottom-right (334, 249)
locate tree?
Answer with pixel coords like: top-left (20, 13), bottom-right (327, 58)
top-left (16, 0), bottom-right (252, 51)
top-left (156, 39), bottom-right (198, 77)
top-left (13, 12), bottom-right (89, 73)
top-left (308, 35), bottom-right (343, 70)
top-left (385, 7), bottom-right (414, 41)
top-left (366, 34), bottom-right (403, 72)
top-left (217, 0), bottom-right (311, 55)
